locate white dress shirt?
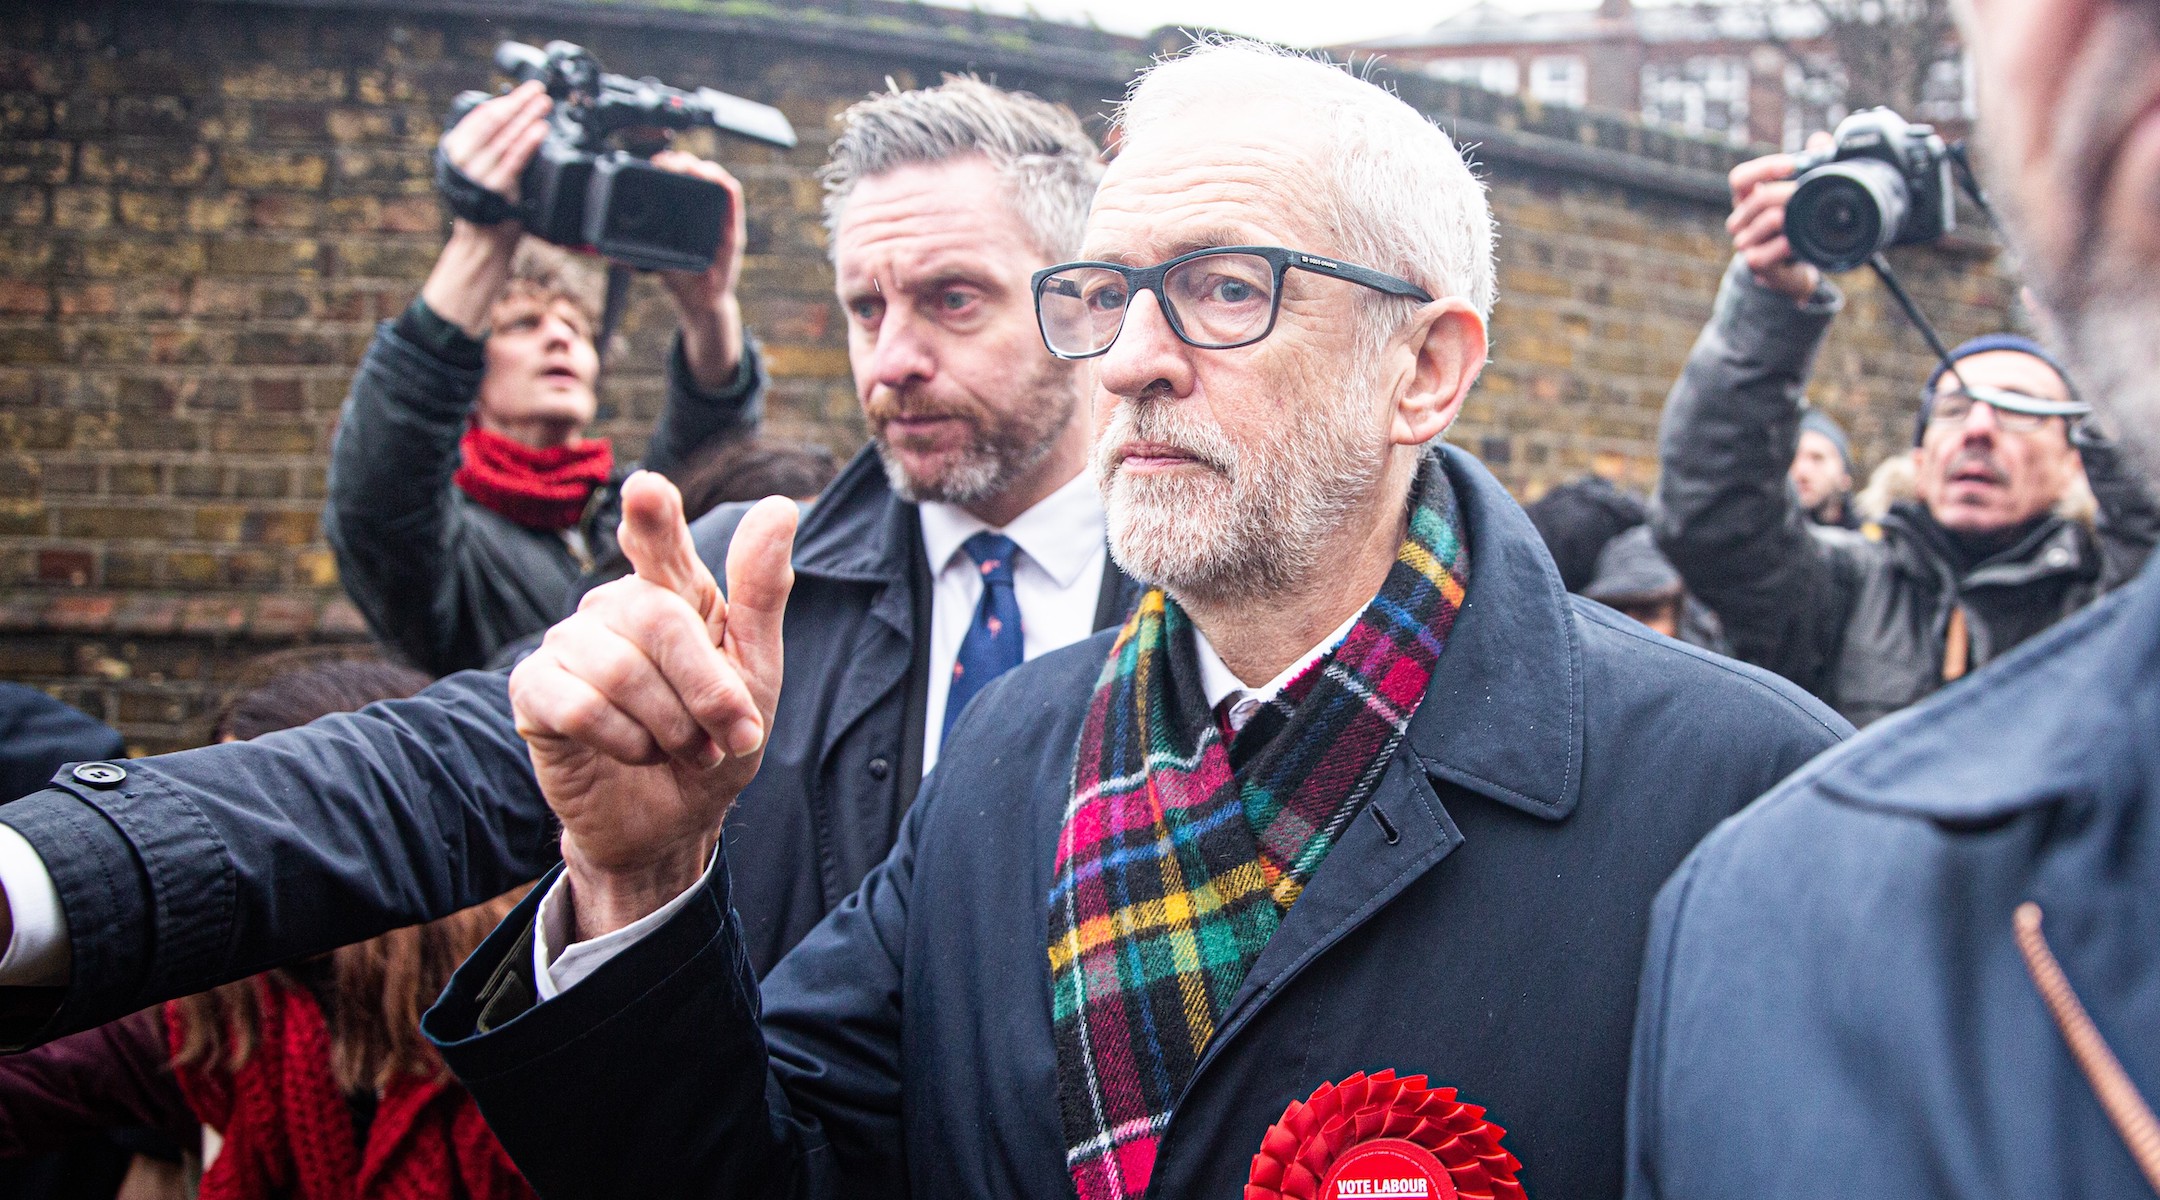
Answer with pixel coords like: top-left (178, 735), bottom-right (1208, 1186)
top-left (0, 822), bottom-right (67, 985)
top-left (1193, 608), bottom-right (1364, 733)
top-left (918, 469), bottom-right (1106, 770)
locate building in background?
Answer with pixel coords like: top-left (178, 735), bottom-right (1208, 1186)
top-left (1334, 0), bottom-right (1969, 150)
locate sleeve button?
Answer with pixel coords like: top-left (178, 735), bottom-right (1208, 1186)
top-left (71, 762), bottom-right (127, 788)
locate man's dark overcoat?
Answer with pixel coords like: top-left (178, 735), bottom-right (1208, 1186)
top-left (1626, 551), bottom-right (2160, 1199)
top-left (422, 446), bottom-right (1850, 1200)
top-left (0, 445), bottom-right (1136, 1047)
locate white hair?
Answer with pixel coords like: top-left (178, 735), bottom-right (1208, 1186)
top-left (820, 75), bottom-right (1103, 262)
top-left (1114, 39), bottom-right (1496, 356)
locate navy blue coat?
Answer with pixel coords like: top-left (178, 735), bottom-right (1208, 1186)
top-left (422, 447), bottom-right (1848, 1200)
top-left (1625, 552), bottom-right (2160, 1199)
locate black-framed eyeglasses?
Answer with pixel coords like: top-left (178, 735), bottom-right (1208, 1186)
top-left (1031, 245), bottom-right (1435, 360)
top-left (1923, 383), bottom-right (2090, 434)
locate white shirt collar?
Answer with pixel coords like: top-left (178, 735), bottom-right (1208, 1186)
top-left (917, 469), bottom-right (1104, 587)
top-left (1193, 605), bottom-right (1365, 715)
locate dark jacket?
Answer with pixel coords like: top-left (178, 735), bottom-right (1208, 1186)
top-left (0, 448), bottom-right (1134, 1048)
top-left (0, 685), bottom-right (124, 804)
top-left (0, 1008), bottom-right (196, 1157)
top-left (1653, 258), bottom-right (2158, 727)
top-left (420, 446), bottom-right (1848, 1200)
top-left (1626, 550), bottom-right (2160, 1200)
top-left (323, 311), bottom-right (767, 676)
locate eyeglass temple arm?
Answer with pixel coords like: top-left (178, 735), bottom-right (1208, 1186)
top-left (1292, 257), bottom-right (1435, 303)
top-left (1869, 252), bottom-right (1970, 396)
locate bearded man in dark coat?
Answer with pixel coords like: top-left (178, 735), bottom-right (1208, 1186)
top-left (420, 41), bottom-right (1847, 1200)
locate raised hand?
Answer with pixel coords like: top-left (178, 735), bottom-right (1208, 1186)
top-left (1727, 131), bottom-right (1835, 303)
top-left (509, 472), bottom-right (797, 941)
top-left (442, 79), bottom-right (552, 207)
top-left (419, 80), bottom-right (555, 335)
top-left (649, 149), bottom-right (751, 389)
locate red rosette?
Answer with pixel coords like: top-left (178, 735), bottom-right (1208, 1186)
top-left (1244, 1070), bottom-right (1527, 1200)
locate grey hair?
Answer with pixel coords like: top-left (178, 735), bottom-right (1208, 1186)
top-left (820, 76), bottom-right (1103, 262)
top-left (1114, 39), bottom-right (1497, 356)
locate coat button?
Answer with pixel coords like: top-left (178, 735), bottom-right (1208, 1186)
top-left (867, 757), bottom-right (891, 781)
top-left (71, 762), bottom-right (127, 788)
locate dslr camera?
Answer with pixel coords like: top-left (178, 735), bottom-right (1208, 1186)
top-left (1784, 108), bottom-right (1956, 273)
top-left (443, 41), bottom-right (796, 272)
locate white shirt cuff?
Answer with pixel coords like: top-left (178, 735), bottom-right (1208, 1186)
top-left (532, 864), bottom-right (708, 1002)
top-left (0, 822), bottom-right (71, 986)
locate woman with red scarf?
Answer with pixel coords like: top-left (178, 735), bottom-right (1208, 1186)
top-left (323, 82), bottom-right (768, 676)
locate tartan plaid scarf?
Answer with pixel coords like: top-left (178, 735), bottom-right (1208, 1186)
top-left (1047, 452), bottom-right (1470, 1200)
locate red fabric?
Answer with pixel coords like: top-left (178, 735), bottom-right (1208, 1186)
top-left (453, 425), bottom-right (614, 532)
top-left (165, 977), bottom-right (535, 1200)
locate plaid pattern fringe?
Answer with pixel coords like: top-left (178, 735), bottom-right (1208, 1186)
top-left (1047, 452), bottom-right (1470, 1200)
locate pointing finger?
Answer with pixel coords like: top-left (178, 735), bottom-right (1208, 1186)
top-left (618, 470), bottom-right (723, 632)
top-left (719, 496), bottom-right (799, 752)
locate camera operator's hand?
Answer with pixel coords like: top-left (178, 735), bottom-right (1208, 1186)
top-left (420, 81), bottom-right (553, 336)
top-left (510, 475), bottom-right (796, 942)
top-left (1727, 131), bottom-right (1835, 305)
top-left (648, 149), bottom-right (750, 390)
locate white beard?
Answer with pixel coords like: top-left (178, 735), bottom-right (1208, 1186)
top-left (1095, 372), bottom-right (1389, 605)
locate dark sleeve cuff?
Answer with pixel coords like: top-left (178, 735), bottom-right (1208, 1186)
top-left (0, 788), bottom-right (152, 1050)
top-left (1714, 255), bottom-right (1844, 372)
top-left (426, 852), bottom-right (755, 1078)
top-left (393, 296), bottom-right (488, 372)
top-left (668, 330), bottom-right (763, 406)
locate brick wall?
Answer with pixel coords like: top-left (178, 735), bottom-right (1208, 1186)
top-left (0, 0), bottom-right (2017, 752)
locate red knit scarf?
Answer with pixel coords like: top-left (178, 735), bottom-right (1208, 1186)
top-left (166, 976), bottom-right (535, 1200)
top-left (453, 425), bottom-right (614, 532)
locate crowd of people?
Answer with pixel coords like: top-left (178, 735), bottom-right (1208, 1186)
top-left (0, 0), bottom-right (2155, 1196)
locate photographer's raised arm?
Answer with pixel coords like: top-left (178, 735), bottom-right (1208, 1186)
top-left (324, 84), bottom-right (560, 674)
top-left (642, 150), bottom-right (768, 474)
top-left (1651, 149), bottom-right (1856, 694)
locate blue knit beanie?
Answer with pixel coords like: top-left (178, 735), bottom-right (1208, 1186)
top-left (1798, 408), bottom-right (1853, 473)
top-left (1915, 333), bottom-right (2082, 445)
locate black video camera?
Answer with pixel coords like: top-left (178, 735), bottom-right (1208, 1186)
top-left (1784, 108), bottom-right (1956, 274)
top-left (442, 40), bottom-right (797, 273)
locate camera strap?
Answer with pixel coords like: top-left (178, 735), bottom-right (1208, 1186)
top-left (433, 149), bottom-right (520, 226)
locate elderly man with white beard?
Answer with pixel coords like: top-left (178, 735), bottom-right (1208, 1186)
top-left (1623, 1), bottom-right (2160, 1196)
top-left (415, 42), bottom-right (1844, 1200)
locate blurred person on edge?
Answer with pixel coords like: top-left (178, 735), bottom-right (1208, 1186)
top-left (1652, 137), bottom-right (2159, 727)
top-left (324, 80), bottom-right (766, 676)
top-left (1626, 0), bottom-right (2160, 1195)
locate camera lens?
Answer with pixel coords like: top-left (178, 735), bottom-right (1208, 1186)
top-left (1786, 159), bottom-right (1909, 273)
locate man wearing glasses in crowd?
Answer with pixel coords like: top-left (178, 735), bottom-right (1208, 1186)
top-left (1652, 148), bottom-right (2158, 727)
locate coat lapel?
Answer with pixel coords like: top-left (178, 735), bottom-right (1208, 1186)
top-left (791, 448), bottom-right (924, 770)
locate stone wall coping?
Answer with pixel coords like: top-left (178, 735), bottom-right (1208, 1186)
top-left (202, 0), bottom-right (1779, 203)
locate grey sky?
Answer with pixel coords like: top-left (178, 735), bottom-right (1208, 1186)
top-left (923, 0), bottom-right (1597, 51)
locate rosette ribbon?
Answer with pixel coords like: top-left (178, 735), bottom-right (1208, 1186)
top-left (1244, 1070), bottom-right (1527, 1200)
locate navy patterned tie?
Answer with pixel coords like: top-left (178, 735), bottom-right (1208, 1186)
top-left (945, 532), bottom-right (1025, 738)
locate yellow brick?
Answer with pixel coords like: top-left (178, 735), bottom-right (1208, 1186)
top-left (763, 345), bottom-right (853, 378)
